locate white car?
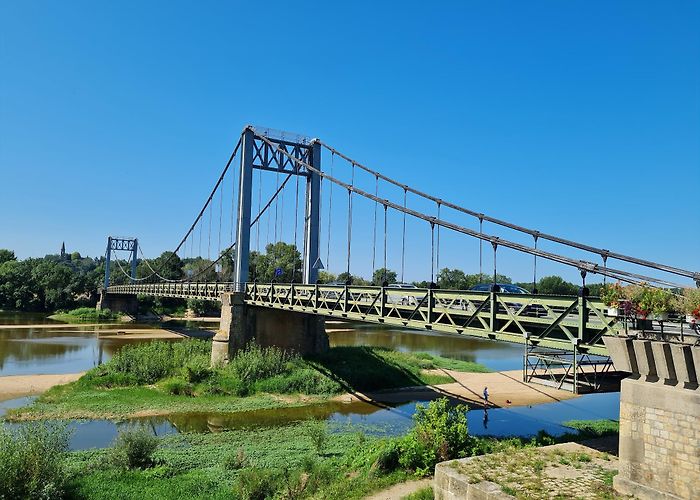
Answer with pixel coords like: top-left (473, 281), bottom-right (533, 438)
top-left (385, 283), bottom-right (426, 306)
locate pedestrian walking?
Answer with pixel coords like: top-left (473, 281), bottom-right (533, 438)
top-left (483, 386), bottom-right (489, 406)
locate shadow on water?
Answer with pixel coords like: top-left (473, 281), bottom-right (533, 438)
top-left (328, 324), bottom-right (525, 372)
top-left (1, 392), bottom-right (620, 451)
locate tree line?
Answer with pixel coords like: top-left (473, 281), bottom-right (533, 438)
top-left (0, 243), bottom-right (596, 313)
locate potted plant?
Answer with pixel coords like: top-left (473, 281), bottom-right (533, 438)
top-left (600, 282), bottom-right (625, 316)
top-left (681, 288), bottom-right (700, 324)
top-left (627, 284), bottom-right (654, 330)
top-left (650, 288), bottom-right (674, 321)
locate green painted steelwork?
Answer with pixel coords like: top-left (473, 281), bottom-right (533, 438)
top-left (106, 282), bottom-right (620, 355)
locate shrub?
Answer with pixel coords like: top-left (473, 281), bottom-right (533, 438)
top-left (223, 448), bottom-right (249, 470)
top-left (227, 343), bottom-right (296, 385)
top-left (108, 427), bottom-right (159, 469)
top-left (204, 372), bottom-right (248, 397)
top-left (160, 377), bottom-right (194, 396)
top-left (399, 398), bottom-right (472, 476)
top-left (371, 442), bottom-right (401, 474)
top-left (183, 357), bottom-right (211, 383)
top-left (232, 468), bottom-right (279, 500)
top-left (0, 422), bottom-right (70, 500)
top-left (253, 367), bottom-right (341, 395)
top-left (108, 340), bottom-right (210, 384)
top-left (305, 420), bottom-right (328, 455)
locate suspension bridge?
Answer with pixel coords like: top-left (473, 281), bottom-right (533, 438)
top-left (100, 125), bottom-right (699, 392)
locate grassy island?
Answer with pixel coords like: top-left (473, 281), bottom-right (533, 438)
top-left (8, 341), bottom-right (489, 421)
top-left (49, 307), bottom-right (122, 323)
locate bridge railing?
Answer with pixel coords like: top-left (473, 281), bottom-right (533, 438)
top-left (107, 282), bottom-right (236, 300)
top-left (244, 283), bottom-right (620, 355)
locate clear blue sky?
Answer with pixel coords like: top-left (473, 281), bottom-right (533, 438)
top-left (1, 1), bottom-right (698, 285)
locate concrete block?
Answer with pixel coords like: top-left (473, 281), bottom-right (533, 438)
top-left (692, 347), bottom-right (700, 386)
top-left (603, 336), bottom-right (638, 373)
top-left (632, 340), bottom-right (657, 379)
top-left (670, 344), bottom-right (697, 385)
top-left (651, 342), bottom-right (676, 383)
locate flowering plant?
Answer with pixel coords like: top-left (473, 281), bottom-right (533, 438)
top-left (600, 282), bottom-right (625, 307)
top-left (681, 288), bottom-right (700, 319)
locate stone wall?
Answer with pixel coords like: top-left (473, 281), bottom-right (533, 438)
top-left (604, 337), bottom-right (700, 500)
top-left (616, 378), bottom-right (699, 500)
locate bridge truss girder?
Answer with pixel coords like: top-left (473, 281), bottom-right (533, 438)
top-left (106, 282), bottom-right (621, 355)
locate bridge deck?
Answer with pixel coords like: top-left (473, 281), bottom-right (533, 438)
top-left (107, 282), bottom-right (622, 355)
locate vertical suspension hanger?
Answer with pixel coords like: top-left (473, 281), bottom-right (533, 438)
top-left (198, 214), bottom-right (203, 258)
top-left (430, 221), bottom-right (436, 286)
top-left (371, 175), bottom-right (379, 280)
top-left (436, 202), bottom-right (441, 281)
top-left (532, 232), bottom-right (539, 294)
top-left (326, 152), bottom-right (334, 273)
top-left (602, 251), bottom-right (609, 285)
top-left (230, 147), bottom-right (238, 245)
top-left (491, 240), bottom-right (498, 289)
top-left (401, 188), bottom-right (407, 283)
top-left (383, 204), bottom-right (388, 285)
top-left (293, 162), bottom-right (300, 282)
top-left (274, 169), bottom-right (280, 243)
top-left (207, 201), bottom-right (213, 260)
top-left (345, 162), bottom-right (355, 284)
top-left (217, 183), bottom-right (223, 263)
top-left (479, 215), bottom-right (484, 281)
top-left (256, 168), bottom-right (262, 252)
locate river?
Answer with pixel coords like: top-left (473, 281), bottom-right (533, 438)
top-left (0, 311), bottom-right (620, 450)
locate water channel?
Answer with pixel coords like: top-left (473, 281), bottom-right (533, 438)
top-left (0, 312), bottom-right (620, 450)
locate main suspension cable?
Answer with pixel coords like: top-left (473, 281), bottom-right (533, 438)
top-left (253, 130), bottom-right (687, 289)
top-left (317, 140), bottom-right (698, 282)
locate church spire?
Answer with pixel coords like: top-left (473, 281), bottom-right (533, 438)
top-left (60, 242), bottom-right (66, 259)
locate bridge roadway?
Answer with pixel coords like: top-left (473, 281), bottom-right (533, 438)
top-left (106, 282), bottom-right (622, 355)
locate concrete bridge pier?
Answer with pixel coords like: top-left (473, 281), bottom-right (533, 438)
top-left (211, 292), bottom-right (329, 365)
top-left (96, 290), bottom-right (138, 317)
top-left (603, 337), bottom-right (700, 500)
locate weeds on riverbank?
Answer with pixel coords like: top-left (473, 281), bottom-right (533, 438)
top-left (0, 422), bottom-right (71, 499)
top-left (75, 341), bottom-right (460, 400)
top-left (50, 307), bottom-right (120, 322)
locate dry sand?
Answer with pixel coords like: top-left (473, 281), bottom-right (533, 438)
top-left (333, 369), bottom-right (576, 409)
top-left (0, 372), bottom-right (84, 401)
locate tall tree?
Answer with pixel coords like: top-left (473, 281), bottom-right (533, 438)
top-left (372, 268), bottom-right (398, 285)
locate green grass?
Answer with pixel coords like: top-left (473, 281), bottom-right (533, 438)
top-left (9, 343), bottom-right (489, 421)
top-left (49, 307), bottom-right (120, 322)
top-left (65, 421), bottom-right (412, 500)
top-left (404, 486), bottom-right (434, 499)
top-left (412, 352), bottom-right (491, 373)
top-left (562, 419), bottom-right (619, 438)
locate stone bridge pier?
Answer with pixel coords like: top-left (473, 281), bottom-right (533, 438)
top-left (96, 290), bottom-right (138, 317)
top-left (211, 292), bottom-right (329, 365)
top-left (603, 337), bottom-right (700, 500)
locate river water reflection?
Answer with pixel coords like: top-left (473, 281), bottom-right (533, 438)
top-left (0, 312), bottom-right (216, 376)
top-left (1, 313), bottom-right (620, 451)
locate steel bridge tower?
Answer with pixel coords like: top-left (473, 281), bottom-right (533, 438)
top-left (103, 236), bottom-right (138, 288)
top-left (233, 127), bottom-right (322, 291)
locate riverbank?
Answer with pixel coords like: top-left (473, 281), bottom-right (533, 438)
top-left (0, 372), bottom-right (84, 401)
top-left (334, 369), bottom-right (576, 409)
top-left (6, 344), bottom-right (490, 421)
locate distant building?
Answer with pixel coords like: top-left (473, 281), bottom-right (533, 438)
top-left (60, 242), bottom-right (66, 260)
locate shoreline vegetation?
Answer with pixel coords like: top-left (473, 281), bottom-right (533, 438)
top-left (7, 341), bottom-right (490, 421)
top-left (1, 339), bottom-right (621, 499)
top-left (1, 402), bottom-right (619, 500)
top-left (48, 307), bottom-right (122, 323)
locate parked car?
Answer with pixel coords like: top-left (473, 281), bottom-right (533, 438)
top-left (469, 283), bottom-right (530, 294)
top-left (385, 283), bottom-right (426, 306)
top-left (468, 283), bottom-right (539, 315)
